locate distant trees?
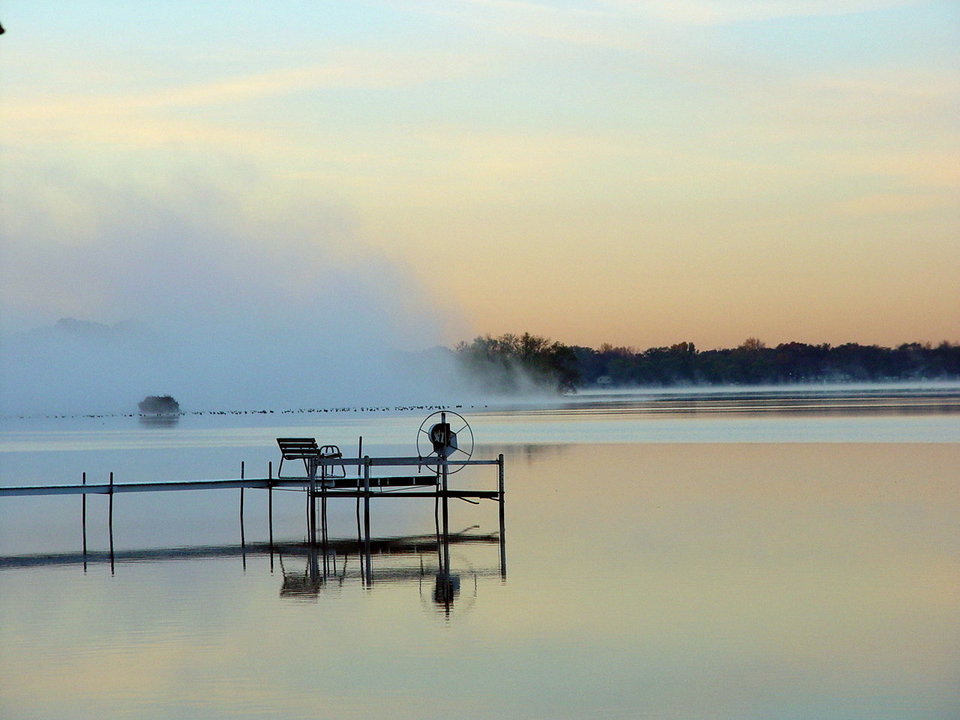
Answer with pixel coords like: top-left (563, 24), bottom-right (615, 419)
top-left (455, 333), bottom-right (579, 393)
top-left (570, 340), bottom-right (960, 388)
top-left (138, 395), bottom-right (180, 414)
top-left (454, 335), bottom-right (960, 394)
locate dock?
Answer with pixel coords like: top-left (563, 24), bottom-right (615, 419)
top-left (0, 412), bottom-right (507, 586)
top-left (0, 456), bottom-right (503, 498)
top-left (0, 455), bottom-right (506, 583)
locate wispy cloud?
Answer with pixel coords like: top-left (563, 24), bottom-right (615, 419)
top-left (399, 0), bottom-right (930, 39)
top-left (2, 49), bottom-right (483, 122)
top-left (622, 0), bottom-right (930, 25)
top-left (392, 0), bottom-right (673, 55)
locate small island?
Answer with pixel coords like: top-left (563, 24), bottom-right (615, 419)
top-left (138, 395), bottom-right (180, 415)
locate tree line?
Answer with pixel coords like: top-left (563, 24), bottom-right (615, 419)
top-left (454, 334), bottom-right (960, 392)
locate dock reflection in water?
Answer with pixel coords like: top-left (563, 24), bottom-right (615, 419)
top-left (0, 523), bottom-right (505, 617)
top-left (279, 528), bottom-right (501, 616)
top-left (137, 414), bottom-right (181, 428)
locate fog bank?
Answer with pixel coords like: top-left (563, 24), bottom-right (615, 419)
top-left (0, 189), bottom-right (468, 416)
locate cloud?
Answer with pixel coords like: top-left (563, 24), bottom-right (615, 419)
top-left (617, 0), bottom-right (930, 25)
top-left (401, 0), bottom-right (929, 43)
top-left (460, 0), bottom-right (931, 26)
top-left (3, 49), bottom-right (484, 122)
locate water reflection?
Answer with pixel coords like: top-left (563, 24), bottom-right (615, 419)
top-left (278, 529), bottom-right (501, 606)
top-left (499, 443), bottom-right (570, 466)
top-left (3, 409), bottom-right (959, 719)
top-left (137, 414), bottom-right (180, 428)
top-left (506, 386), bottom-right (960, 420)
top-left (0, 527), bottom-right (504, 618)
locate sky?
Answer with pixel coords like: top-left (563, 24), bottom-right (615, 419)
top-left (1, 0), bottom-right (958, 353)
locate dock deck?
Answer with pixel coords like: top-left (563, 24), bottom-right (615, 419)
top-left (0, 456), bottom-right (504, 499)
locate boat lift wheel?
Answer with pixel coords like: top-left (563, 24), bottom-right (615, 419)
top-left (416, 410), bottom-right (474, 474)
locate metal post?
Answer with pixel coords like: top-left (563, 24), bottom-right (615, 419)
top-left (441, 488), bottom-right (450, 575)
top-left (308, 457), bottom-right (317, 545)
top-left (363, 456), bottom-right (370, 527)
top-left (268, 460), bottom-right (274, 548)
top-left (108, 471), bottom-right (115, 574)
top-left (240, 461), bottom-right (246, 569)
top-left (439, 413), bottom-right (450, 571)
top-left (363, 456), bottom-right (371, 586)
top-left (498, 453), bottom-right (506, 578)
top-left (355, 437), bottom-right (363, 537)
top-left (320, 463), bottom-right (328, 582)
top-left (440, 413), bottom-right (450, 572)
top-left (320, 459), bottom-right (328, 547)
top-left (81, 471), bottom-right (87, 572)
top-left (239, 461), bottom-right (246, 544)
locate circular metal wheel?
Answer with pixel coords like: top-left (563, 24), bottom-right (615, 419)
top-left (416, 410), bottom-right (474, 474)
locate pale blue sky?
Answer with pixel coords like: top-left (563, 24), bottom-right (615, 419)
top-left (2, 1), bottom-right (958, 348)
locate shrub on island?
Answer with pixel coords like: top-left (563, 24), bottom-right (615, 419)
top-left (138, 395), bottom-right (180, 415)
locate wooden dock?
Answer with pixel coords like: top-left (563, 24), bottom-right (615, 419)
top-left (0, 454), bottom-right (507, 582)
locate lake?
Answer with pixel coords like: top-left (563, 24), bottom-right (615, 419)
top-left (1, 385), bottom-right (959, 719)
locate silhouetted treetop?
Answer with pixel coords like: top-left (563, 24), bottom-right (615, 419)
top-left (455, 333), bottom-right (579, 393)
top-left (454, 334), bottom-right (960, 393)
top-left (138, 395), bottom-right (180, 414)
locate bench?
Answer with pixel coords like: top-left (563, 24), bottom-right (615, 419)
top-left (276, 438), bottom-right (343, 478)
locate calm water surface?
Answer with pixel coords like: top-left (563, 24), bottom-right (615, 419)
top-left (1, 387), bottom-right (958, 719)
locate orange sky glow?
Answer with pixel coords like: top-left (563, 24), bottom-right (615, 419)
top-left (1, 1), bottom-right (957, 351)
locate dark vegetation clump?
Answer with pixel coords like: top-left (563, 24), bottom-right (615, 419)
top-left (138, 395), bottom-right (181, 414)
top-left (455, 335), bottom-right (960, 393)
top-left (455, 333), bottom-right (578, 394)
top-left (571, 339), bottom-right (960, 386)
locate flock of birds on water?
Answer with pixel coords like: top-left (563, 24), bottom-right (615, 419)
top-left (9, 405), bottom-right (487, 422)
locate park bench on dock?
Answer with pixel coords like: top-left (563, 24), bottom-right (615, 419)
top-left (276, 437), bottom-right (440, 489)
top-left (276, 438), bottom-right (344, 479)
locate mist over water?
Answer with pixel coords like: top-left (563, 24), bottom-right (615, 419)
top-left (0, 189), bottom-right (468, 416)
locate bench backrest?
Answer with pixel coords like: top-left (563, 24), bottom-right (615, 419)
top-left (277, 437), bottom-right (320, 459)
top-left (277, 438), bottom-right (343, 460)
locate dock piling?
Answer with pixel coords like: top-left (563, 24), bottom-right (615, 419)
top-left (498, 453), bottom-right (506, 578)
top-left (320, 462), bottom-right (328, 547)
top-left (81, 471), bottom-right (87, 572)
top-left (268, 460), bottom-right (274, 547)
top-left (240, 462), bottom-right (245, 533)
top-left (363, 457), bottom-right (371, 586)
top-left (240, 462), bottom-right (246, 564)
top-left (307, 457), bottom-right (317, 544)
top-left (108, 471), bottom-right (115, 574)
